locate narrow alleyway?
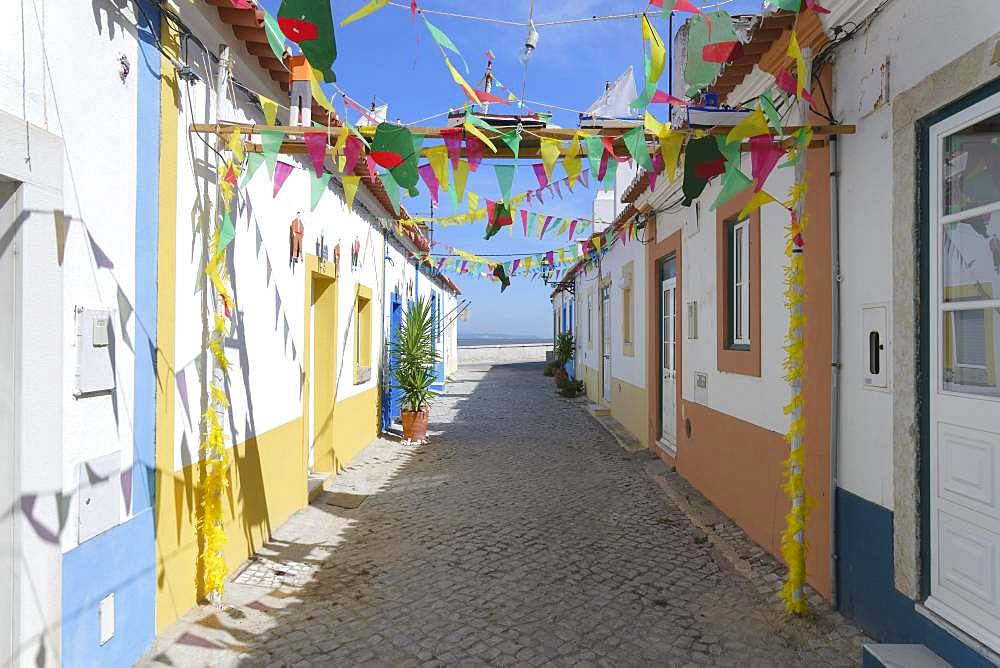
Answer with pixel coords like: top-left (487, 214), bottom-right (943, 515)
top-left (144, 363), bottom-right (864, 666)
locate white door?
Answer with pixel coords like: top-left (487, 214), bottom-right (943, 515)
top-left (601, 284), bottom-right (612, 403)
top-left (926, 92), bottom-right (1000, 651)
top-left (0, 182), bottom-right (19, 664)
top-left (661, 276), bottom-right (677, 449)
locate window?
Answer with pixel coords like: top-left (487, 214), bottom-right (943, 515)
top-left (354, 285), bottom-right (373, 384)
top-left (622, 261), bottom-right (634, 356)
top-left (953, 309), bottom-right (986, 367)
top-left (727, 218), bottom-right (751, 349)
top-left (623, 287), bottom-right (633, 344)
top-left (587, 293), bottom-right (593, 344)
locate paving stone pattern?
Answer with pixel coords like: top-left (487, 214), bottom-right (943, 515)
top-left (143, 363), bottom-right (864, 667)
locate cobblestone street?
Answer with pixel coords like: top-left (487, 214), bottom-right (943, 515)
top-left (144, 363), bottom-right (866, 666)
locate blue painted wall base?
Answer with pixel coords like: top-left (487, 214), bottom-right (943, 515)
top-left (836, 488), bottom-right (993, 667)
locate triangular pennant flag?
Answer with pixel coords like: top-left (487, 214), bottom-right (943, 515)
top-left (466, 135), bottom-right (485, 172)
top-left (710, 166), bottom-right (752, 210)
top-left (738, 190), bottom-right (779, 219)
top-left (365, 154), bottom-right (378, 183)
top-left (445, 55), bottom-right (481, 104)
top-left (716, 134), bottom-right (741, 167)
top-left (341, 175), bottom-right (361, 212)
top-left (563, 135), bottom-right (582, 189)
top-left (641, 15), bottom-right (666, 85)
top-left (454, 159), bottom-right (470, 202)
top-left (423, 15), bottom-right (469, 72)
top-left (259, 95), bottom-right (279, 126)
top-left (273, 161), bottom-right (293, 197)
top-left (520, 209), bottom-right (529, 236)
top-left (601, 135), bottom-right (629, 163)
top-left (768, 0), bottom-right (801, 11)
top-left (580, 169), bottom-right (589, 188)
top-left (304, 131), bottom-right (327, 177)
top-left (500, 129), bottom-right (521, 161)
top-left (424, 145), bottom-right (450, 191)
top-left (261, 9), bottom-right (288, 63)
top-left (441, 127), bottom-right (463, 169)
top-left (539, 138), bottom-right (561, 181)
top-left (242, 152), bottom-right (264, 184)
top-left (310, 171), bottom-right (332, 211)
top-left (494, 164), bottom-right (515, 202)
top-left (260, 129), bottom-right (284, 178)
top-left (624, 127), bottom-right (653, 171)
top-left (378, 171), bottom-right (401, 215)
top-left (340, 0), bottom-right (389, 26)
top-left (538, 216), bottom-right (553, 239)
top-left (650, 90), bottom-right (689, 106)
top-left (649, 150), bottom-right (663, 191)
top-left (216, 211), bottom-right (236, 252)
top-left (702, 41), bottom-right (742, 64)
top-left (749, 135), bottom-right (785, 192)
top-left (726, 108), bottom-right (770, 144)
top-left (228, 126), bottom-right (245, 162)
top-left (682, 136), bottom-right (724, 206)
top-left (584, 135), bottom-right (604, 180)
top-left (418, 163), bottom-right (440, 205)
top-left (787, 32), bottom-right (807, 101)
top-left (775, 68), bottom-right (813, 103)
top-left (532, 162), bottom-right (549, 189)
top-left (372, 122), bottom-right (420, 196)
top-left (309, 67), bottom-right (337, 116)
top-left (805, 0), bottom-right (831, 13)
top-left (463, 110), bottom-right (498, 152)
top-left (344, 134), bottom-right (364, 174)
top-left (760, 90), bottom-right (783, 134)
top-left (554, 181), bottom-right (563, 199)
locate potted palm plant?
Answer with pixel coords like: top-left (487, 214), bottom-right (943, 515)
top-left (553, 331), bottom-right (574, 387)
top-left (391, 297), bottom-right (440, 441)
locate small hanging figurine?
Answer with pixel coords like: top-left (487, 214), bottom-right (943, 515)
top-left (283, 46), bottom-right (313, 126)
top-left (290, 212), bottom-right (304, 265)
top-left (351, 237), bottom-right (361, 270)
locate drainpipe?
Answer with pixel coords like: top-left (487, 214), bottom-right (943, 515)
top-left (829, 132), bottom-right (843, 609)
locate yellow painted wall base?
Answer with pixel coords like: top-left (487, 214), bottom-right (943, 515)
top-left (581, 364), bottom-right (601, 404)
top-left (155, 417), bottom-right (305, 631)
top-left (314, 387), bottom-right (379, 474)
top-left (609, 376), bottom-right (649, 447)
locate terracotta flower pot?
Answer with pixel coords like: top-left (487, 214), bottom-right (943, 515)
top-left (401, 410), bottom-right (429, 442)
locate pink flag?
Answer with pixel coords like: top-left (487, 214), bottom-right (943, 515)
top-left (545, 250), bottom-right (555, 266)
top-left (532, 163), bottom-right (549, 189)
top-left (650, 90), bottom-right (690, 106)
top-left (526, 190), bottom-right (533, 205)
top-left (511, 258), bottom-right (520, 274)
top-left (460, 260), bottom-right (468, 273)
top-left (535, 188), bottom-right (545, 204)
top-left (597, 150), bottom-right (611, 182)
top-left (521, 209), bottom-right (529, 236)
top-left (553, 181), bottom-right (563, 199)
top-left (619, 226), bottom-right (628, 244)
top-left (410, 0), bottom-right (418, 20)
top-left (437, 257), bottom-right (446, 269)
top-left (649, 150), bottom-right (664, 191)
top-left (567, 219), bottom-right (579, 240)
top-left (304, 131), bottom-right (327, 177)
top-left (775, 69), bottom-right (814, 103)
top-left (580, 170), bottom-right (589, 188)
top-left (650, 0), bottom-right (711, 31)
top-left (486, 198), bottom-right (496, 221)
top-left (418, 163), bottom-right (439, 205)
top-left (539, 216), bottom-right (553, 239)
top-left (441, 128), bottom-right (463, 169)
top-left (805, 0), bottom-right (831, 13)
top-left (750, 135), bottom-right (785, 192)
top-left (344, 135), bottom-right (364, 174)
top-left (365, 154), bottom-right (378, 182)
top-left (230, 0), bottom-right (252, 8)
top-left (273, 161), bottom-right (293, 197)
top-left (466, 136), bottom-right (485, 172)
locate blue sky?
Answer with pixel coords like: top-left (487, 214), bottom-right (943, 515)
top-left (261, 0), bottom-right (763, 337)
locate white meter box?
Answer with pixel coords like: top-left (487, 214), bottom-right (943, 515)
top-left (75, 307), bottom-right (116, 396)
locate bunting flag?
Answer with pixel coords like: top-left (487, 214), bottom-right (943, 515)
top-left (423, 15), bottom-right (469, 73)
top-left (344, 134), bottom-right (364, 174)
top-left (750, 135), bottom-right (785, 191)
top-left (466, 135), bottom-right (485, 172)
top-left (242, 152), bottom-right (265, 185)
top-left (567, 219), bottom-right (579, 240)
top-left (659, 127), bottom-right (684, 183)
top-left (651, 0), bottom-right (710, 28)
top-left (520, 209), bottom-right (529, 236)
top-left (738, 189), bottom-right (779, 218)
top-left (273, 161), bottom-right (293, 197)
top-left (278, 0), bottom-right (337, 82)
top-left (216, 211), bottom-right (236, 252)
top-left (441, 127), bottom-right (463, 169)
top-left (775, 68), bottom-right (813, 103)
top-left (309, 67), bottom-right (337, 115)
top-left (454, 159), bottom-right (470, 201)
top-left (304, 131), bottom-right (327, 177)
top-left (418, 163), bottom-right (440, 205)
top-left (340, 0), bottom-right (388, 27)
top-left (259, 95), bottom-right (279, 125)
top-left (563, 135), bottom-right (582, 189)
top-left (726, 107), bottom-right (770, 144)
top-left (539, 138), bottom-right (561, 181)
top-left (310, 171), bottom-right (332, 211)
top-left (650, 90), bottom-right (690, 106)
top-left (445, 55), bottom-right (481, 104)
top-left (532, 162), bottom-right (549, 189)
top-left (261, 9), bottom-right (288, 63)
top-left (805, 0), bottom-right (831, 13)
top-left (787, 32), bottom-right (807, 101)
top-left (379, 171), bottom-right (401, 214)
top-left (641, 15), bottom-right (666, 85)
top-left (492, 263), bottom-right (510, 292)
top-left (260, 129), bottom-right (284, 178)
top-left (371, 122), bottom-right (420, 196)
top-left (494, 164), bottom-right (515, 202)
top-left (584, 134), bottom-right (604, 180)
top-left (228, 127), bottom-right (245, 163)
top-left (624, 126), bottom-right (652, 171)
top-left (710, 166), bottom-right (752, 210)
top-left (342, 175), bottom-right (361, 211)
top-left (760, 90), bottom-right (783, 134)
top-left (463, 110), bottom-right (498, 152)
top-left (424, 146), bottom-right (450, 191)
top-left (682, 136), bottom-right (724, 206)
top-left (500, 129), bottom-right (521, 161)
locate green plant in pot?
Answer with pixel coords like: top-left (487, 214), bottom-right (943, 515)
top-left (553, 331), bottom-right (574, 386)
top-left (391, 297), bottom-right (440, 441)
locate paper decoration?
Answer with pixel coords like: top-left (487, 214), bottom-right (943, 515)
top-left (342, 175), bottom-right (361, 211)
top-left (304, 131), bottom-right (327, 176)
top-left (585, 135), bottom-right (604, 181)
top-left (278, 0), bottom-right (337, 82)
top-left (418, 163), bottom-right (439, 205)
top-left (378, 171), bottom-right (400, 214)
top-left (650, 90), bottom-right (689, 106)
top-left (659, 128), bottom-right (684, 183)
top-left (310, 171), bottom-right (332, 211)
top-left (340, 0), bottom-right (388, 27)
top-left (309, 67), bottom-right (338, 116)
top-left (681, 136), bottom-right (724, 206)
top-left (805, 0), bottom-right (831, 13)
top-left (775, 68), bottom-right (813, 103)
top-left (227, 127), bottom-right (245, 163)
top-left (702, 41), bottom-right (741, 64)
top-left (750, 135), bottom-right (784, 191)
top-left (787, 32), bottom-right (806, 101)
top-left (423, 15), bottom-right (469, 73)
top-left (463, 111), bottom-right (498, 152)
top-left (738, 190), bottom-right (779, 218)
top-left (624, 126), bottom-right (652, 171)
top-left (726, 108), bottom-right (770, 144)
top-left (652, 0), bottom-right (710, 27)
top-left (760, 91), bottom-right (783, 134)
top-left (684, 12), bottom-right (736, 96)
top-left (532, 162), bottom-right (549, 189)
top-left (466, 135), bottom-right (485, 172)
top-left (273, 161), bottom-right (293, 197)
top-left (445, 56), bottom-right (481, 104)
top-left (344, 134), bottom-right (364, 174)
top-left (492, 263), bottom-right (510, 292)
top-left (259, 95), bottom-right (279, 125)
top-left (371, 122), bottom-right (420, 196)
top-left (261, 9), bottom-right (288, 63)
top-left (567, 219), bottom-right (579, 240)
top-left (216, 211), bottom-right (236, 252)
top-left (500, 129), bottom-right (521, 161)
top-left (539, 138), bottom-right (561, 181)
top-left (454, 159), bottom-right (470, 202)
top-left (563, 135), bottom-right (582, 189)
top-left (769, 0), bottom-right (801, 10)
top-left (710, 166), bottom-right (752, 211)
top-left (260, 129), bottom-right (284, 178)
top-left (242, 152), bottom-right (265, 185)
top-left (641, 15), bottom-right (666, 86)
top-left (494, 164), bottom-right (515, 202)
top-left (441, 127), bottom-right (463, 169)
top-left (364, 154), bottom-right (378, 183)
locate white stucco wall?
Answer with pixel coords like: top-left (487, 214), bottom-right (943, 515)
top-left (598, 232), bottom-right (647, 389)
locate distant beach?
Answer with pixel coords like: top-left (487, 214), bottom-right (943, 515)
top-left (459, 333), bottom-right (551, 346)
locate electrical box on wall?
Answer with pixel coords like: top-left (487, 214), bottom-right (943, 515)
top-left (75, 307), bottom-right (116, 396)
top-left (693, 371), bottom-right (708, 404)
top-left (78, 451), bottom-right (121, 543)
top-left (862, 304), bottom-right (888, 390)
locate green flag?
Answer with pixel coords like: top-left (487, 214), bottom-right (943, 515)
top-left (379, 171), bottom-right (400, 215)
top-left (500, 129), bottom-right (521, 162)
top-left (242, 152), bottom-right (265, 185)
top-left (260, 129), bottom-right (284, 179)
top-left (216, 211), bottom-right (236, 252)
top-left (494, 164), bottom-right (515, 202)
top-left (310, 171), bottom-right (332, 211)
top-left (585, 135), bottom-right (604, 179)
top-left (710, 166), bottom-right (752, 210)
top-left (261, 10), bottom-right (288, 64)
top-left (716, 134), bottom-right (740, 167)
top-left (423, 16), bottom-right (469, 73)
top-left (276, 0), bottom-right (337, 82)
top-left (760, 91), bottom-right (783, 134)
top-left (624, 127), bottom-right (652, 171)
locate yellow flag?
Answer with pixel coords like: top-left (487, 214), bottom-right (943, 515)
top-left (644, 110), bottom-right (664, 138)
top-left (563, 135), bottom-right (582, 188)
top-left (738, 190), bottom-right (779, 218)
top-left (228, 127), bottom-right (244, 162)
top-left (659, 126), bottom-right (683, 183)
top-left (445, 56), bottom-right (481, 105)
top-left (342, 175), bottom-right (361, 211)
top-left (334, 125), bottom-right (349, 157)
top-left (539, 138), bottom-right (562, 181)
top-left (454, 159), bottom-right (470, 201)
top-left (468, 191), bottom-right (479, 212)
top-left (337, 155), bottom-right (346, 172)
top-left (424, 146), bottom-right (450, 192)
top-left (340, 0), bottom-right (388, 26)
top-left (259, 95), bottom-right (278, 126)
top-left (787, 32), bottom-right (805, 101)
top-left (310, 68), bottom-right (337, 116)
top-left (726, 108), bottom-right (770, 144)
top-left (642, 15), bottom-right (665, 84)
top-left (463, 116), bottom-right (497, 152)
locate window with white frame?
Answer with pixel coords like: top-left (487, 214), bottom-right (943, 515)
top-left (728, 218), bottom-right (751, 348)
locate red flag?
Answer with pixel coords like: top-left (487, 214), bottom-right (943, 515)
top-left (651, 90), bottom-right (690, 105)
top-left (805, 0), bottom-right (831, 13)
top-left (702, 41), bottom-right (742, 64)
top-left (775, 69), bottom-right (813, 103)
top-left (471, 89), bottom-right (509, 105)
top-left (370, 151), bottom-right (404, 168)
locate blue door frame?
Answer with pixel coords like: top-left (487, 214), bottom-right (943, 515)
top-left (431, 293), bottom-right (445, 390)
top-left (382, 292), bottom-right (403, 430)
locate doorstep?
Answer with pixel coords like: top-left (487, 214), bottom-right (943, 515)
top-left (586, 402), bottom-right (611, 417)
